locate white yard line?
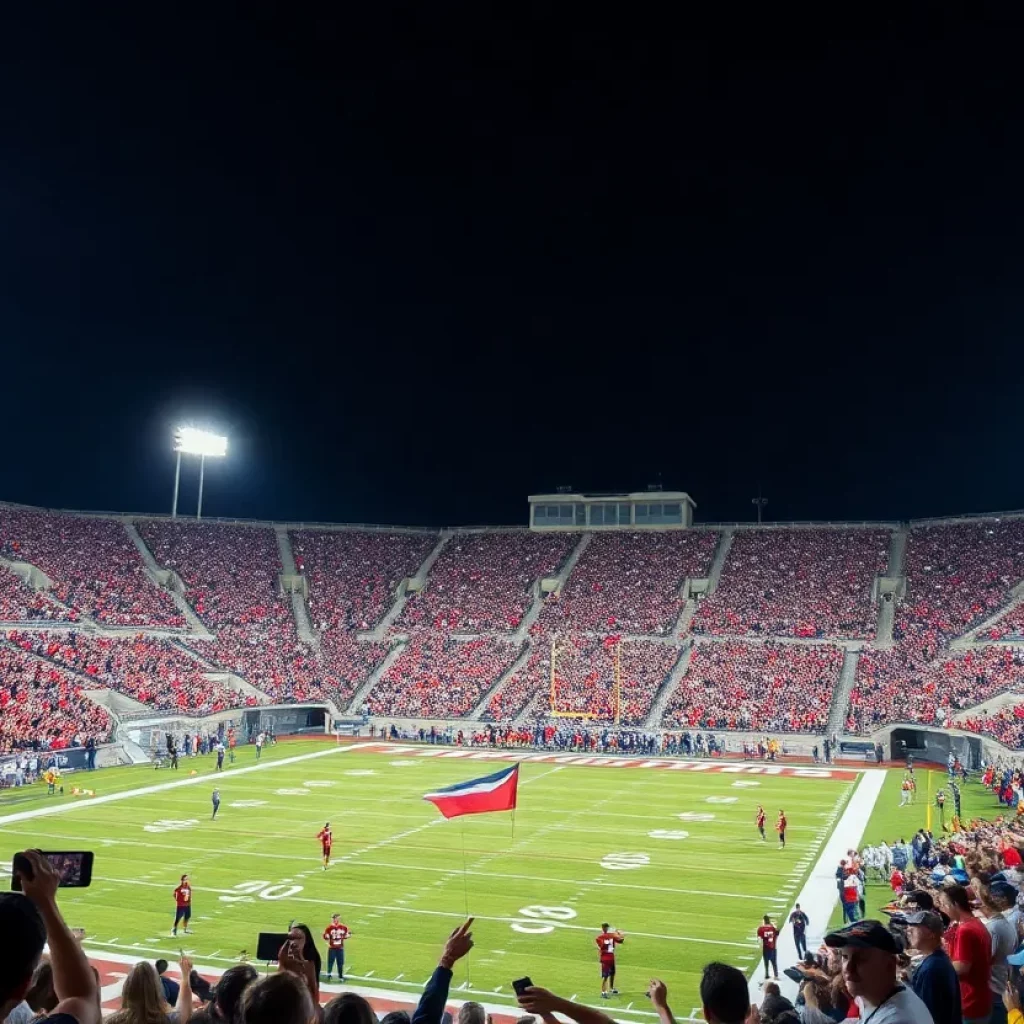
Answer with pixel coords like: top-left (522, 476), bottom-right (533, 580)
top-left (0, 744), bottom-right (378, 826)
top-left (745, 770), bottom-right (886, 1005)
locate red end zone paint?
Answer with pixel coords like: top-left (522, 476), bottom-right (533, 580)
top-left (355, 743), bottom-right (859, 780)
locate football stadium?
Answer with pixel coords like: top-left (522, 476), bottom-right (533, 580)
top-left (3, 497), bottom-right (1024, 1022)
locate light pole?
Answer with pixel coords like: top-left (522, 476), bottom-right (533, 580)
top-left (172, 427), bottom-right (228, 519)
top-left (752, 485), bottom-right (768, 524)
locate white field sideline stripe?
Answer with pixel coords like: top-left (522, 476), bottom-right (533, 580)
top-left (0, 743), bottom-right (375, 826)
top-left (87, 873), bottom-right (754, 948)
top-left (744, 770), bottom-right (883, 1006)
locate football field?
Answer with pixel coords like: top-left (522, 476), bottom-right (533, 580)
top-left (0, 741), bottom-right (860, 1015)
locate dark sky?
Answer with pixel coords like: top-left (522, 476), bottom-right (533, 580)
top-left (2, 7), bottom-right (1023, 528)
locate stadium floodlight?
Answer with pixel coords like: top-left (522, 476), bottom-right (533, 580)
top-left (172, 427), bottom-right (228, 520)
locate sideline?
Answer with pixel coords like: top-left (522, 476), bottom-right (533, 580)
top-left (746, 769), bottom-right (886, 1005)
top-left (0, 744), bottom-right (376, 826)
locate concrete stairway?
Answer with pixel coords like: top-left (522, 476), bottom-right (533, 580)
top-left (874, 596), bottom-right (896, 648)
top-left (642, 641), bottom-right (694, 729)
top-left (887, 527), bottom-right (908, 578)
top-left (344, 638), bottom-right (409, 714)
top-left (513, 691), bottom-right (543, 727)
top-left (170, 639), bottom-right (219, 670)
top-left (513, 533), bottom-right (592, 643)
top-left (291, 591), bottom-right (318, 645)
top-left (362, 532), bottom-right (451, 641)
top-left (673, 598), bottom-right (697, 636)
top-left (123, 521), bottom-right (211, 637)
top-left (707, 530), bottom-right (735, 593)
top-left (275, 526), bottom-right (298, 574)
top-left (466, 643), bottom-right (531, 721)
top-left (826, 647), bottom-right (862, 737)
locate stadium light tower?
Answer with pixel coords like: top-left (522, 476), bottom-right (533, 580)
top-left (752, 484), bottom-right (768, 524)
top-left (172, 427), bottom-right (228, 520)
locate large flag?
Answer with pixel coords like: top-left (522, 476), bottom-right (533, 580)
top-left (423, 764), bottom-right (520, 819)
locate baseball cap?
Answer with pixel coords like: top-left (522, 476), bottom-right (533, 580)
top-left (904, 890), bottom-right (935, 911)
top-left (991, 881), bottom-right (1019, 904)
top-left (902, 911), bottom-right (944, 933)
top-left (824, 920), bottom-right (901, 955)
top-left (1008, 947), bottom-right (1024, 968)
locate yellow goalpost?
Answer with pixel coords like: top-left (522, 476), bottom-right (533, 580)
top-left (547, 633), bottom-right (622, 723)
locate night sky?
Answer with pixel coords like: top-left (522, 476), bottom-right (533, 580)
top-left (3, 8), bottom-right (1023, 528)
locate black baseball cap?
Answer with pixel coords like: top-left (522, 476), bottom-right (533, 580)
top-left (824, 920), bottom-right (901, 955)
top-left (904, 890), bottom-right (934, 911)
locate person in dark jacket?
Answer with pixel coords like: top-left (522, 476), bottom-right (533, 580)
top-left (906, 911), bottom-right (962, 1024)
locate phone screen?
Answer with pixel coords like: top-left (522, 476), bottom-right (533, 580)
top-left (512, 977), bottom-right (533, 997)
top-left (11, 852), bottom-right (94, 890)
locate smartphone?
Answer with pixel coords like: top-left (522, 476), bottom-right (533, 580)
top-left (11, 852), bottom-right (94, 890)
top-left (512, 977), bottom-right (533, 997)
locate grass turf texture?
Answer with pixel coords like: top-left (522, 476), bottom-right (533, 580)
top-left (0, 743), bottom-right (854, 1011)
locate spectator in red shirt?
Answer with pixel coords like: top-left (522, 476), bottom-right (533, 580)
top-left (940, 884), bottom-right (992, 1024)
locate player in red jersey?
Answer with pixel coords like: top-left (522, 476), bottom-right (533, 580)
top-left (776, 809), bottom-right (787, 849)
top-left (755, 805), bottom-right (766, 841)
top-left (595, 922), bottom-right (624, 998)
top-left (172, 874), bottom-right (192, 936)
top-left (756, 914), bottom-right (780, 982)
top-left (323, 913), bottom-right (351, 981)
top-left (317, 822), bottom-right (333, 870)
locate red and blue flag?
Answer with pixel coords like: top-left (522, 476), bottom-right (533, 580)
top-left (423, 763), bottom-right (520, 819)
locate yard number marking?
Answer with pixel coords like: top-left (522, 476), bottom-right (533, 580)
top-left (219, 879), bottom-right (305, 903)
top-left (143, 819), bottom-right (200, 833)
top-left (600, 852), bottom-right (650, 871)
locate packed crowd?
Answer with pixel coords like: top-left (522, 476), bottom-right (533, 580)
top-left (364, 634), bottom-right (522, 717)
top-left (13, 509), bottom-right (1024, 750)
top-left (0, 568), bottom-right (70, 623)
top-left (0, 644), bottom-right (111, 753)
top-left (849, 647), bottom-right (1024, 734)
top-left (138, 522), bottom-right (349, 707)
top-left (954, 707), bottom-right (1024, 750)
top-left (0, 510), bottom-right (184, 627)
top-left (985, 603), bottom-right (1024, 642)
top-left (537, 531), bottom-right (719, 635)
top-left (291, 529), bottom-right (436, 632)
top-left (898, 520), bottom-right (1024, 656)
top-left (693, 529), bottom-right (890, 640)
top-left (400, 531), bottom-right (575, 632)
top-left (5, 631), bottom-right (247, 716)
top-left (662, 641), bottom-right (843, 732)
top-left (483, 636), bottom-right (679, 725)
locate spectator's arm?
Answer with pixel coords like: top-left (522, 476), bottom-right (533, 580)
top-left (647, 980), bottom-right (675, 1024)
top-left (517, 986), bottom-right (615, 1024)
top-left (17, 850), bottom-right (100, 1024)
top-left (175, 956), bottom-right (193, 1024)
top-left (412, 919), bottom-right (474, 1024)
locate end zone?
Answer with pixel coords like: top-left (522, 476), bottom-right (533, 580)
top-left (356, 744), bottom-right (860, 780)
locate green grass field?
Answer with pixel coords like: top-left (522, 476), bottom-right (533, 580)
top-left (0, 742), bottom-right (858, 1013)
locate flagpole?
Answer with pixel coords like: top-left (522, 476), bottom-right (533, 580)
top-left (460, 817), bottom-right (472, 985)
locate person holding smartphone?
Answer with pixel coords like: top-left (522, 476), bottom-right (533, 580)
top-left (0, 849), bottom-right (100, 1024)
